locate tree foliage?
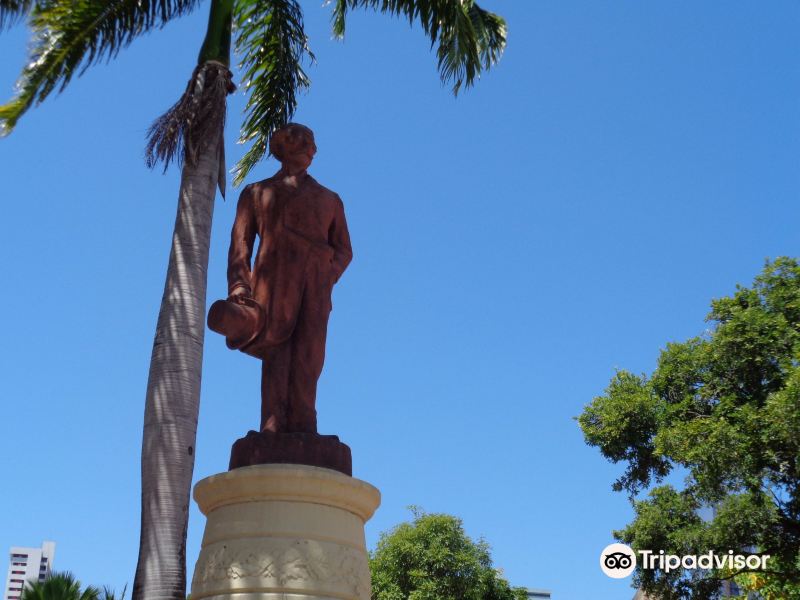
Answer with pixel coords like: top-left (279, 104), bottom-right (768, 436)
top-left (370, 508), bottom-right (528, 600)
top-left (19, 572), bottom-right (124, 600)
top-left (578, 257), bottom-right (800, 599)
top-left (0, 0), bottom-right (506, 182)
top-left (0, 0), bottom-right (37, 29)
top-left (0, 0), bottom-right (201, 134)
top-left (232, 0), bottom-right (312, 185)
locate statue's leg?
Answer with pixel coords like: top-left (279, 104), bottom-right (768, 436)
top-left (286, 271), bottom-right (332, 433)
top-left (260, 343), bottom-right (291, 432)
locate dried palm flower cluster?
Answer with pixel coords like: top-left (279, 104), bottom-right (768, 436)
top-left (145, 61), bottom-right (236, 195)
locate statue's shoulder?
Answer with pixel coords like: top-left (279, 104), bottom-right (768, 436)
top-left (236, 178), bottom-right (280, 206)
top-left (307, 176), bottom-right (342, 204)
top-left (245, 177), bottom-right (280, 194)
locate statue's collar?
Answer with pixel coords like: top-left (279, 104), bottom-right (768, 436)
top-left (275, 171), bottom-right (311, 190)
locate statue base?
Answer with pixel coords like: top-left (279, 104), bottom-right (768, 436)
top-left (190, 464), bottom-right (381, 600)
top-left (229, 430), bottom-right (352, 476)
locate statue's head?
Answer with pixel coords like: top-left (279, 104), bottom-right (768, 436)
top-left (270, 123), bottom-right (317, 168)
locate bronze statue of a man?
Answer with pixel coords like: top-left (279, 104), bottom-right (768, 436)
top-left (210, 123), bottom-right (352, 436)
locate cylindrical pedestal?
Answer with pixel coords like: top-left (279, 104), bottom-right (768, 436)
top-left (190, 464), bottom-right (381, 600)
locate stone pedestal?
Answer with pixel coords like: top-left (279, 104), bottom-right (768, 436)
top-left (190, 464), bottom-right (381, 600)
top-left (229, 431), bottom-right (352, 476)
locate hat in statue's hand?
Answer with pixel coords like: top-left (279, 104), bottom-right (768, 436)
top-left (207, 297), bottom-right (265, 351)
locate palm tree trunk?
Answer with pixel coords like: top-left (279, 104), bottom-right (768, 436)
top-left (133, 130), bottom-right (219, 600)
top-left (133, 2), bottom-right (232, 598)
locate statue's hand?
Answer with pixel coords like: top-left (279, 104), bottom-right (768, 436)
top-left (228, 284), bottom-right (252, 304)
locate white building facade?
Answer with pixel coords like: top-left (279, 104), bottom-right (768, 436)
top-left (4, 542), bottom-right (55, 600)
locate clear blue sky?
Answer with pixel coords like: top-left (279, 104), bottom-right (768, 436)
top-left (1, 2), bottom-right (798, 599)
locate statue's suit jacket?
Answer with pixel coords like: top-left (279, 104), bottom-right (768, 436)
top-left (227, 174), bottom-right (352, 356)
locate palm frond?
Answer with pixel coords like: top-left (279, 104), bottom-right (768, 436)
top-left (232, 0), bottom-right (314, 185)
top-left (330, 0), bottom-right (347, 37)
top-left (0, 0), bottom-right (36, 30)
top-left (20, 572), bottom-right (100, 600)
top-left (466, 3), bottom-right (504, 69)
top-left (100, 583), bottom-right (127, 600)
top-left (329, 0), bottom-right (506, 94)
top-left (0, 0), bottom-right (202, 135)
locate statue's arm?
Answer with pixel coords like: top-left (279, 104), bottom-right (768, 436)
top-left (227, 185), bottom-right (257, 296)
top-left (329, 195), bottom-right (352, 283)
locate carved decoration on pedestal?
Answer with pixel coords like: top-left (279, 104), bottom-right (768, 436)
top-left (193, 538), bottom-right (369, 598)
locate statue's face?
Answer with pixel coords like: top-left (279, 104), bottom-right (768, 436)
top-left (282, 133), bottom-right (316, 171)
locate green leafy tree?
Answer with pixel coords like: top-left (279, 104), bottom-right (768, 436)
top-left (19, 572), bottom-right (124, 600)
top-left (578, 257), bottom-right (800, 599)
top-left (370, 508), bottom-right (528, 600)
top-left (0, 3), bottom-right (506, 600)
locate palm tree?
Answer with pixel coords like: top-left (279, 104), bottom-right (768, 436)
top-left (19, 572), bottom-right (124, 600)
top-left (0, 3), bottom-right (506, 600)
